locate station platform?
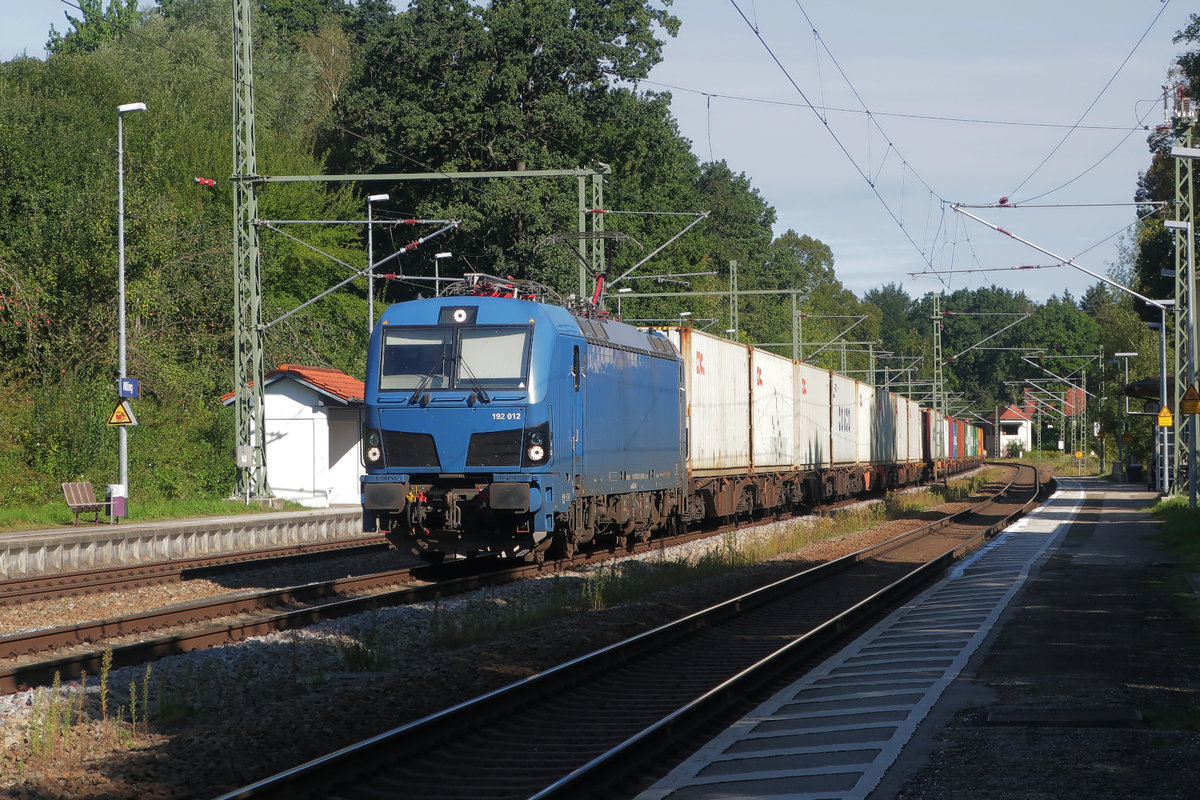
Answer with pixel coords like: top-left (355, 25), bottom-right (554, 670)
top-left (0, 506), bottom-right (366, 580)
top-left (637, 477), bottom-right (1200, 799)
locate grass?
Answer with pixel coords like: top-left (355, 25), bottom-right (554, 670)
top-left (994, 451), bottom-right (1104, 477)
top-left (0, 496), bottom-right (309, 533)
top-left (0, 650), bottom-right (161, 781)
top-left (429, 472), bottom-right (996, 649)
top-left (1152, 495), bottom-right (1200, 565)
top-left (1145, 495), bottom-right (1200, 730)
top-left (1152, 495), bottom-right (1200, 639)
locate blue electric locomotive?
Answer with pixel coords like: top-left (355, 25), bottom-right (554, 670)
top-left (361, 276), bottom-right (685, 561)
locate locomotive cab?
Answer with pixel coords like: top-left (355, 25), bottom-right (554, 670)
top-left (360, 295), bottom-right (578, 560)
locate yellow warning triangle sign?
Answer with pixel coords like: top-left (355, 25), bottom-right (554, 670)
top-left (1183, 384), bottom-right (1200, 415)
top-left (1157, 405), bottom-right (1174, 427)
top-left (107, 401), bottom-right (137, 426)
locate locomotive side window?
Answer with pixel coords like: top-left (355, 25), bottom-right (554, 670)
top-left (458, 327), bottom-right (530, 388)
top-left (380, 329), bottom-right (452, 391)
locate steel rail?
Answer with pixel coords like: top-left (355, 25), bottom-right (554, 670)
top-left (0, 536), bottom-right (389, 607)
top-left (215, 464), bottom-right (1039, 799)
top-left (0, 523), bottom-right (724, 693)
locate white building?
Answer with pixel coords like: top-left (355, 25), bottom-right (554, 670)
top-left (224, 365), bottom-right (364, 508)
top-left (997, 404), bottom-right (1033, 457)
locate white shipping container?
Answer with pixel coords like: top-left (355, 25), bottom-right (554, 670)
top-left (890, 392), bottom-right (907, 464)
top-left (668, 328), bottom-right (751, 474)
top-left (932, 409), bottom-right (949, 461)
top-left (901, 396), bottom-right (923, 463)
top-left (871, 388), bottom-right (899, 465)
top-left (830, 373), bottom-right (859, 465)
top-left (858, 382), bottom-right (877, 464)
top-left (794, 361), bottom-right (831, 469)
top-left (750, 348), bottom-right (794, 469)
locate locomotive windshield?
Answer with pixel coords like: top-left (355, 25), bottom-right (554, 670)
top-left (380, 325), bottom-right (531, 392)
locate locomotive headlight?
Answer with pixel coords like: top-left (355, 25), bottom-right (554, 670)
top-left (363, 427), bottom-right (384, 466)
top-left (521, 422), bottom-right (551, 467)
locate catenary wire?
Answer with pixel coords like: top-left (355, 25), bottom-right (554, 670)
top-left (1005, 0), bottom-right (1173, 201)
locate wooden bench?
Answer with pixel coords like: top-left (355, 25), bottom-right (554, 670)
top-left (62, 481), bottom-right (112, 526)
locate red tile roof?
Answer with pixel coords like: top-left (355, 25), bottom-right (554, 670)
top-left (220, 364), bottom-right (365, 405)
top-left (272, 364), bottom-right (364, 403)
top-left (999, 405), bottom-right (1032, 421)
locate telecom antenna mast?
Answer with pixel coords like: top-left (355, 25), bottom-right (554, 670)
top-left (232, 0), bottom-right (268, 498)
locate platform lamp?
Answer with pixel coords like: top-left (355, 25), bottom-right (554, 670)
top-left (117, 101), bottom-right (147, 500)
top-left (615, 286), bottom-right (632, 317)
top-left (367, 193), bottom-right (389, 332)
top-left (678, 311), bottom-right (692, 327)
top-left (1147, 300), bottom-right (1176, 494)
top-left (434, 252), bottom-right (452, 297)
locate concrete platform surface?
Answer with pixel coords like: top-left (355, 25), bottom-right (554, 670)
top-left (637, 477), bottom-right (1200, 800)
top-left (0, 506), bottom-right (366, 580)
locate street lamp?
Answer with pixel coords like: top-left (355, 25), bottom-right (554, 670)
top-left (366, 193), bottom-right (389, 333)
top-left (434, 252), bottom-right (452, 297)
top-left (615, 287), bottom-right (632, 317)
top-left (117, 101), bottom-right (146, 500)
top-left (1147, 300), bottom-right (1176, 494)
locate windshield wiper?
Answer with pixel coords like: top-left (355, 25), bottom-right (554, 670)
top-left (408, 356), bottom-right (446, 405)
top-left (457, 359), bottom-right (491, 404)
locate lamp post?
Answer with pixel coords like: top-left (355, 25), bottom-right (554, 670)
top-left (615, 286), bottom-right (632, 317)
top-left (117, 101), bottom-right (146, 497)
top-left (1148, 300), bottom-right (1176, 494)
top-left (366, 193), bottom-right (389, 333)
top-left (434, 251), bottom-right (451, 297)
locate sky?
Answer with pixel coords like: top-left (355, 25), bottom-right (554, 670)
top-left (2, 0), bottom-right (1196, 304)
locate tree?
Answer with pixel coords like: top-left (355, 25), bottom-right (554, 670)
top-left (47, 0), bottom-right (142, 55)
top-left (0, 0), bottom-right (361, 502)
top-left (322, 0), bottom-right (682, 296)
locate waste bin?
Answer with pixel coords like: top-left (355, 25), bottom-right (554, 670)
top-left (106, 484), bottom-right (127, 521)
top-left (1126, 464), bottom-right (1143, 484)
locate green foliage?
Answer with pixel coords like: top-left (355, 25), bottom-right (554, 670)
top-left (0, 1), bottom-right (362, 505)
top-left (47, 0), bottom-right (142, 55)
top-left (3, 0), bottom-right (1175, 511)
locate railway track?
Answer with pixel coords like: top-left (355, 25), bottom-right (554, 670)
top-left (0, 535), bottom-right (390, 606)
top-left (217, 463), bottom-right (1042, 800)
top-left (0, 467), bottom-right (1008, 695)
top-left (0, 520), bottom-right (721, 693)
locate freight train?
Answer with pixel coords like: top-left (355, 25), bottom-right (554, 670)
top-left (359, 275), bottom-right (983, 561)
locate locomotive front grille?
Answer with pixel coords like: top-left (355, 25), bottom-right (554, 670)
top-left (383, 431), bottom-right (440, 468)
top-left (466, 429), bottom-right (523, 467)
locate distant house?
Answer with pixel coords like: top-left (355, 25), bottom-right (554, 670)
top-left (223, 365), bottom-right (364, 508)
top-left (997, 404), bottom-right (1033, 456)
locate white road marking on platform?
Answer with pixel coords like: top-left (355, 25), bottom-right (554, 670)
top-left (636, 481), bottom-right (1083, 800)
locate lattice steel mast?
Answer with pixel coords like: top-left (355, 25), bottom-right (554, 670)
top-left (1170, 84), bottom-right (1196, 501)
top-left (231, 0), bottom-right (267, 498)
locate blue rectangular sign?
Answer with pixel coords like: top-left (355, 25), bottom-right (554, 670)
top-left (119, 378), bottom-right (139, 398)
